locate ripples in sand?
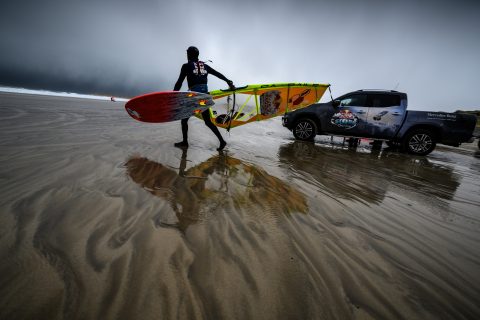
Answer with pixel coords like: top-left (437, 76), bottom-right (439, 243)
top-left (1, 93), bottom-right (479, 319)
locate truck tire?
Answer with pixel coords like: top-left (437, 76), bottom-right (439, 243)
top-left (402, 129), bottom-right (436, 155)
top-left (293, 118), bottom-right (317, 141)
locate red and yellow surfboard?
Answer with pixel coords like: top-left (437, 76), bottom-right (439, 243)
top-left (125, 91), bottom-right (214, 123)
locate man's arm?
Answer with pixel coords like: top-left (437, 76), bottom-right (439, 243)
top-left (206, 65), bottom-right (235, 89)
top-left (174, 64), bottom-right (187, 91)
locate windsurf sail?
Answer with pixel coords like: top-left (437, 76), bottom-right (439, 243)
top-left (196, 83), bottom-right (330, 130)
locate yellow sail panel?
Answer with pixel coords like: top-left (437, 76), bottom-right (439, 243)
top-left (201, 83), bottom-right (330, 129)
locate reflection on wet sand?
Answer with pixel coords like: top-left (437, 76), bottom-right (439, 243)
top-left (1, 94), bottom-right (479, 320)
top-left (274, 141), bottom-right (480, 319)
top-left (125, 150), bottom-right (307, 231)
top-left (278, 141), bottom-right (460, 205)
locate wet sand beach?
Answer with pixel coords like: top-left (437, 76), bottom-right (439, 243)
top-left (0, 92), bottom-right (479, 320)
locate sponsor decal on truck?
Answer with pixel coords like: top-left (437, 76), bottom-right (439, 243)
top-left (427, 113), bottom-right (458, 121)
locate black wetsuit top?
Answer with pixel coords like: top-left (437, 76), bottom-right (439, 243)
top-left (174, 60), bottom-right (230, 91)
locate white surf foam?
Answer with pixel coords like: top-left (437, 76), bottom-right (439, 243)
top-left (0, 86), bottom-right (128, 101)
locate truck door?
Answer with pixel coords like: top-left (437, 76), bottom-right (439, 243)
top-left (364, 94), bottom-right (405, 139)
top-left (326, 93), bottom-right (368, 136)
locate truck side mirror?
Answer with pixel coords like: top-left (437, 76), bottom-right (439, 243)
top-left (332, 99), bottom-right (341, 107)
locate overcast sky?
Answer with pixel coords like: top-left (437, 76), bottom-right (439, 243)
top-left (1, 0), bottom-right (479, 110)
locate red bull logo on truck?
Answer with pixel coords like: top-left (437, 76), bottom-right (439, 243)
top-left (331, 110), bottom-right (359, 129)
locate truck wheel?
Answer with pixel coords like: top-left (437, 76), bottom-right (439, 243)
top-left (293, 118), bottom-right (317, 141)
top-left (402, 129), bottom-right (436, 155)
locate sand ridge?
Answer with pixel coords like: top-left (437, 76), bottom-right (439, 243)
top-left (0, 92), bottom-right (479, 319)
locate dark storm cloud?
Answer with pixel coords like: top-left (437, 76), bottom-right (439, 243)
top-left (1, 0), bottom-right (185, 97)
top-left (1, 0), bottom-right (479, 109)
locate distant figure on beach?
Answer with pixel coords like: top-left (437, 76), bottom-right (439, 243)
top-left (173, 46), bottom-right (235, 151)
top-left (110, 96), bottom-right (116, 102)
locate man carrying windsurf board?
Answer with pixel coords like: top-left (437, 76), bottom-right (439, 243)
top-left (173, 46), bottom-right (235, 151)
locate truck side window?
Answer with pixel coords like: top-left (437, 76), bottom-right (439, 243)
top-left (370, 94), bottom-right (401, 108)
top-left (340, 94), bottom-right (367, 107)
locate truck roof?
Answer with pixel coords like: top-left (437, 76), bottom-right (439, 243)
top-left (353, 90), bottom-right (407, 99)
top-left (355, 89), bottom-right (401, 93)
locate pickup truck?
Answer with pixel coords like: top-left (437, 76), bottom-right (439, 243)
top-left (282, 90), bottom-right (477, 155)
